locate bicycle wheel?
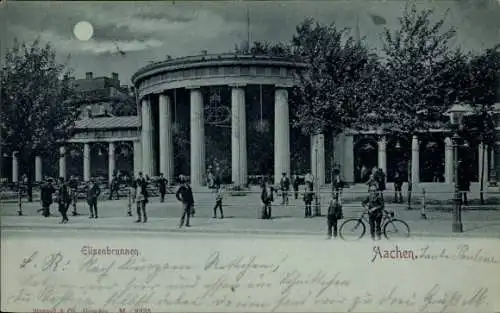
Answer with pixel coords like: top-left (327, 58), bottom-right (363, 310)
top-left (339, 219), bottom-right (366, 241)
top-left (383, 219), bottom-right (410, 239)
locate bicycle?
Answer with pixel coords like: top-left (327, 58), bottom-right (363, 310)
top-left (339, 206), bottom-right (410, 240)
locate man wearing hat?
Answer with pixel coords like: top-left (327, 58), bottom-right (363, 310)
top-left (57, 177), bottom-right (71, 223)
top-left (176, 176), bottom-right (195, 227)
top-left (280, 172), bottom-right (290, 205)
top-left (86, 179), bottom-right (101, 218)
top-left (362, 180), bottom-right (385, 240)
top-left (40, 177), bottom-right (55, 217)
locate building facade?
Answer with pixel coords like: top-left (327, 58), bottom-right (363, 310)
top-left (3, 53), bottom-right (500, 188)
top-left (132, 53), bottom-right (500, 189)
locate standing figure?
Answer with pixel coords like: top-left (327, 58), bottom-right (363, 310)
top-left (326, 191), bottom-right (343, 239)
top-left (109, 174), bottom-right (120, 200)
top-left (212, 184), bottom-right (224, 219)
top-left (303, 185), bottom-right (313, 218)
top-left (158, 173), bottom-right (168, 202)
top-left (86, 179), bottom-right (101, 219)
top-left (393, 171), bottom-right (404, 203)
top-left (280, 172), bottom-right (290, 205)
top-left (331, 169), bottom-right (345, 196)
top-left (68, 175), bottom-right (79, 216)
top-left (292, 174), bottom-right (300, 199)
top-left (260, 179), bottom-right (274, 219)
top-left (135, 172), bottom-right (149, 223)
top-left (176, 178), bottom-right (194, 228)
top-left (362, 181), bottom-right (385, 240)
top-left (127, 176), bottom-right (136, 216)
top-left (57, 177), bottom-right (71, 224)
top-left (40, 178), bottom-right (55, 217)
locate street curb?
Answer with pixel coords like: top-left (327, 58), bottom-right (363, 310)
top-left (3, 223), bottom-right (499, 239)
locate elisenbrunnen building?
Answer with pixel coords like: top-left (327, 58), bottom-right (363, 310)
top-left (3, 53), bottom-right (500, 190)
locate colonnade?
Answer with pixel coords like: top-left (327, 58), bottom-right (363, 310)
top-left (140, 85), bottom-right (292, 188)
top-left (10, 140), bottom-right (141, 183)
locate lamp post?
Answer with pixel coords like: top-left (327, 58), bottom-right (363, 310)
top-left (444, 102), bottom-right (474, 233)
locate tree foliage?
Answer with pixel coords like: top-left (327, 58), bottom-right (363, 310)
top-left (365, 4), bottom-right (459, 135)
top-left (290, 18), bottom-right (381, 136)
top-left (0, 39), bottom-right (80, 169)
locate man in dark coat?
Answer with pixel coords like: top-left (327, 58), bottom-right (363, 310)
top-left (158, 173), bottom-right (168, 203)
top-left (176, 177), bottom-right (194, 228)
top-left (457, 161), bottom-right (471, 205)
top-left (362, 181), bottom-right (385, 240)
top-left (86, 179), bottom-right (101, 218)
top-left (57, 177), bottom-right (71, 223)
top-left (108, 174), bottom-right (120, 200)
top-left (40, 178), bottom-right (55, 217)
top-left (260, 179), bottom-right (274, 219)
top-left (280, 172), bottom-right (290, 205)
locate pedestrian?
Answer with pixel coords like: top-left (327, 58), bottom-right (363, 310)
top-left (176, 177), bottom-right (195, 227)
top-left (40, 178), bottom-right (55, 217)
top-left (292, 174), bottom-right (300, 199)
top-left (135, 172), bottom-right (149, 223)
top-left (86, 179), bottom-right (101, 219)
top-left (393, 170), bottom-right (404, 203)
top-left (212, 183), bottom-right (224, 219)
top-left (280, 172), bottom-right (290, 205)
top-left (158, 173), bottom-right (167, 202)
top-left (362, 181), bottom-right (385, 240)
top-left (108, 174), bottom-right (120, 200)
top-left (260, 178), bottom-right (274, 219)
top-left (57, 177), bottom-right (71, 224)
top-left (326, 191), bottom-right (343, 239)
top-left (68, 175), bottom-right (80, 215)
top-left (303, 185), bottom-right (313, 218)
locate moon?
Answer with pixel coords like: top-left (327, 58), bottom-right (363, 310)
top-left (73, 21), bottom-right (94, 41)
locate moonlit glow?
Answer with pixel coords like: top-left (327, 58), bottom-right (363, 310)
top-left (73, 21), bottom-right (94, 41)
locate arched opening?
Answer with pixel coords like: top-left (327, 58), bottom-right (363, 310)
top-left (354, 136), bottom-right (378, 183)
top-left (419, 135), bottom-right (445, 182)
top-left (387, 137), bottom-right (410, 182)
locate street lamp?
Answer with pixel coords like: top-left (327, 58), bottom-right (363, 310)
top-left (444, 102), bottom-right (474, 233)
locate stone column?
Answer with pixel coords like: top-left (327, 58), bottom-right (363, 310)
top-left (159, 94), bottom-right (174, 182)
top-left (343, 135), bottom-right (354, 182)
top-left (311, 134), bottom-right (325, 186)
top-left (108, 142), bottom-right (116, 183)
top-left (35, 156), bottom-right (43, 182)
top-left (59, 146), bottom-right (67, 180)
top-left (12, 151), bottom-right (19, 182)
top-left (378, 135), bottom-right (387, 176)
top-left (478, 142), bottom-right (489, 187)
top-left (411, 135), bottom-right (419, 185)
top-left (141, 97), bottom-right (154, 176)
top-left (489, 146), bottom-right (496, 185)
top-left (83, 143), bottom-right (91, 181)
top-left (274, 87), bottom-right (290, 184)
top-left (133, 140), bottom-right (142, 177)
top-left (190, 88), bottom-right (205, 188)
top-left (231, 85), bottom-right (247, 186)
top-left (444, 137), bottom-right (453, 183)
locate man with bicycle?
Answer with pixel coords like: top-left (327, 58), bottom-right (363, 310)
top-left (362, 180), bottom-right (385, 240)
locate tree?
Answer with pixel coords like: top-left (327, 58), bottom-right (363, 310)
top-left (365, 4), bottom-right (459, 208)
top-left (461, 45), bottom-right (500, 203)
top-left (0, 39), bottom-right (80, 201)
top-left (290, 18), bottom-right (382, 185)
